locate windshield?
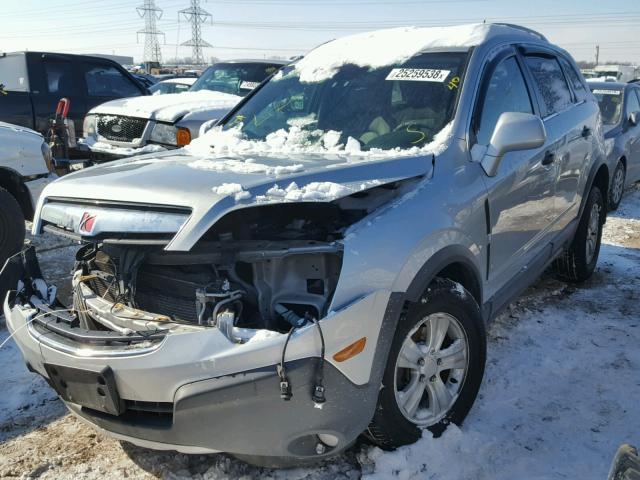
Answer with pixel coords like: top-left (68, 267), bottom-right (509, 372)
top-left (190, 62), bottom-right (282, 96)
top-left (591, 87), bottom-right (623, 125)
top-left (150, 82), bottom-right (191, 95)
top-left (221, 52), bottom-right (468, 151)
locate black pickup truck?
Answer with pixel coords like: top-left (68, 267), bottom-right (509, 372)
top-left (0, 51), bottom-right (147, 140)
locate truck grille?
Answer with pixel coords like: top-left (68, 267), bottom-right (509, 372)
top-left (96, 115), bottom-right (147, 142)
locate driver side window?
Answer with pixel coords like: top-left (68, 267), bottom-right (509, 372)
top-left (476, 56), bottom-right (533, 146)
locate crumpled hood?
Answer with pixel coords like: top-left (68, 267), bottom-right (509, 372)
top-left (35, 150), bottom-right (433, 251)
top-left (89, 90), bottom-right (243, 123)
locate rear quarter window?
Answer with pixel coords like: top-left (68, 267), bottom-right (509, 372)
top-left (524, 56), bottom-right (573, 117)
top-left (0, 54), bottom-right (29, 92)
top-left (559, 56), bottom-right (588, 102)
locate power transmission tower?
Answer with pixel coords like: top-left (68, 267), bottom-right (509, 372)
top-left (179, 0), bottom-right (213, 65)
top-left (595, 45), bottom-right (600, 66)
top-left (137, 0), bottom-right (164, 64)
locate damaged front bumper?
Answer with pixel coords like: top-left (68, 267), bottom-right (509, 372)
top-left (1, 247), bottom-right (389, 460)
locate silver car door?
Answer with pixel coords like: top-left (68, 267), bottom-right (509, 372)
top-left (472, 53), bottom-right (557, 299)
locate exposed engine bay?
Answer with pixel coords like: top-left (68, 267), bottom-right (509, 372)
top-left (70, 202), bottom-right (361, 342)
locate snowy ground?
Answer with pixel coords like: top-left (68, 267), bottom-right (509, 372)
top-left (1, 185), bottom-right (639, 479)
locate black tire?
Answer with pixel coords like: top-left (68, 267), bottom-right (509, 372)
top-left (366, 278), bottom-right (486, 449)
top-left (0, 187), bottom-right (25, 304)
top-left (553, 186), bottom-right (605, 283)
top-left (609, 160), bottom-right (626, 211)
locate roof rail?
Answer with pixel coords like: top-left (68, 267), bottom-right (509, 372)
top-left (492, 23), bottom-right (547, 42)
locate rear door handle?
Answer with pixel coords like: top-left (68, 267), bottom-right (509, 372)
top-left (582, 126), bottom-right (592, 138)
top-left (542, 151), bottom-right (555, 166)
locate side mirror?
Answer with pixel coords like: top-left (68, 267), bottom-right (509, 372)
top-left (629, 111), bottom-right (639, 126)
top-left (481, 112), bottom-right (547, 177)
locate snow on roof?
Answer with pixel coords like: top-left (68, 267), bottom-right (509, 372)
top-left (292, 23), bottom-right (531, 83)
top-left (159, 77), bottom-right (198, 85)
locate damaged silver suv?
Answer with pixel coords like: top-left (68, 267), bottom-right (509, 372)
top-left (1, 23), bottom-right (609, 466)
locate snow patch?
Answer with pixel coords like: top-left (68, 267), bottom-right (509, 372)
top-left (187, 120), bottom-right (453, 159)
top-left (260, 181), bottom-right (352, 202)
top-left (80, 136), bottom-right (167, 157)
top-left (189, 157), bottom-right (304, 176)
top-left (91, 90), bottom-right (242, 123)
top-left (212, 182), bottom-right (251, 201)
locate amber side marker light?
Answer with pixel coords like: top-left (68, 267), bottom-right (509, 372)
top-left (333, 337), bottom-right (367, 362)
top-left (176, 127), bottom-right (192, 146)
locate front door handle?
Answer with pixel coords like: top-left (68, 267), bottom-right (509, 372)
top-left (542, 151), bottom-right (555, 166)
top-left (582, 126), bottom-right (592, 138)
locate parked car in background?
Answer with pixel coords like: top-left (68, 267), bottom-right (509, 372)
top-left (0, 52), bottom-right (148, 147)
top-left (81, 59), bottom-right (288, 161)
top-left (589, 81), bottom-right (640, 209)
top-left (1, 23), bottom-right (609, 466)
top-left (132, 73), bottom-right (158, 89)
top-left (149, 77), bottom-right (197, 95)
top-left (0, 121), bottom-right (54, 300)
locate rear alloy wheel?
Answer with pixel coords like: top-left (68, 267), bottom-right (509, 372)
top-left (553, 186), bottom-right (605, 283)
top-left (610, 160), bottom-right (626, 211)
top-left (366, 278), bottom-right (486, 449)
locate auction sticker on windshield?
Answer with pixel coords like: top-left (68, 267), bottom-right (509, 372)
top-left (386, 68), bottom-right (450, 82)
top-left (240, 81), bottom-right (261, 90)
top-left (593, 89), bottom-right (621, 95)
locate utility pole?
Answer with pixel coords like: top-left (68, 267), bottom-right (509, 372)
top-left (137, 0), bottom-right (164, 65)
top-left (595, 45), bottom-right (600, 66)
top-left (179, 0), bottom-right (213, 65)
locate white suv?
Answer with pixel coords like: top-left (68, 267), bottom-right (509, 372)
top-left (0, 122), bottom-right (54, 271)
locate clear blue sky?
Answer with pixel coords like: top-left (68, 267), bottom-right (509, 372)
top-left (1, 0), bottom-right (639, 64)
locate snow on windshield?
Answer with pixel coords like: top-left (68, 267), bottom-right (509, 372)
top-left (186, 120), bottom-right (453, 160)
top-left (292, 23), bottom-right (494, 83)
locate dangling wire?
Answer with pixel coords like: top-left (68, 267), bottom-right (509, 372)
top-left (277, 325), bottom-right (298, 401)
top-left (309, 317), bottom-right (326, 407)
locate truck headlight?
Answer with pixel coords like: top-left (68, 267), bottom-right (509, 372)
top-left (150, 123), bottom-right (191, 146)
top-left (83, 114), bottom-right (97, 139)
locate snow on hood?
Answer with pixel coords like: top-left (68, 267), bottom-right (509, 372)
top-left (292, 23), bottom-right (503, 83)
top-left (90, 90), bottom-right (242, 123)
top-left (37, 140), bottom-right (440, 251)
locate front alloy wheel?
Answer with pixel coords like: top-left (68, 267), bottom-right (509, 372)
top-left (366, 278), bottom-right (486, 449)
top-left (394, 313), bottom-right (468, 426)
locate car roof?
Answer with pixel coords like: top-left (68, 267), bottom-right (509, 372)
top-left (2, 51), bottom-right (123, 65)
top-left (213, 59), bottom-right (289, 66)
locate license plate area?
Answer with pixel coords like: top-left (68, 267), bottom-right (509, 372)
top-left (44, 364), bottom-right (124, 416)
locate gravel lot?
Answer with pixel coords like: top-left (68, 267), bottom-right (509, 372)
top-left (1, 185), bottom-right (639, 479)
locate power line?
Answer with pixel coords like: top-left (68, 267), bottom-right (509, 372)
top-left (137, 0), bottom-right (165, 63)
top-left (179, 0), bottom-right (213, 65)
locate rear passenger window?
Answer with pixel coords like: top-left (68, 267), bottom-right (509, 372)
top-left (559, 57), bottom-right (588, 102)
top-left (43, 60), bottom-right (75, 95)
top-left (476, 56), bottom-right (533, 146)
top-left (525, 56), bottom-right (572, 116)
top-left (83, 64), bottom-right (140, 97)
